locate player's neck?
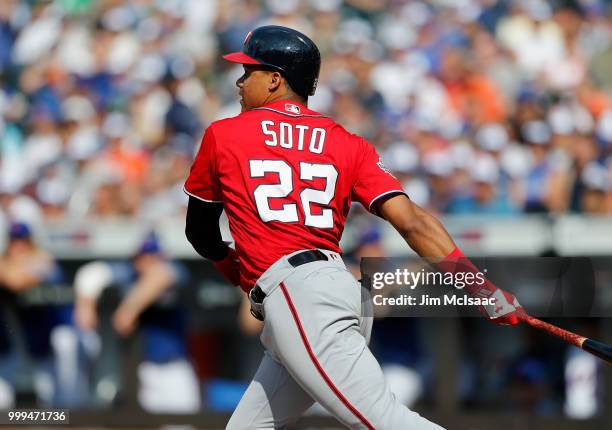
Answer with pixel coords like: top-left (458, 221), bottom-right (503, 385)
top-left (264, 92), bottom-right (307, 107)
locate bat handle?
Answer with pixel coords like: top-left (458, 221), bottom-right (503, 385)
top-left (517, 313), bottom-right (586, 349)
top-left (517, 313), bottom-right (612, 365)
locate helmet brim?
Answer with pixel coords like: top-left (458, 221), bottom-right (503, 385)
top-left (223, 52), bottom-right (262, 65)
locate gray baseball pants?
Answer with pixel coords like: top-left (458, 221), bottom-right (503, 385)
top-left (227, 249), bottom-right (445, 430)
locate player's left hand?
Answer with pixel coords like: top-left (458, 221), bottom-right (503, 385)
top-left (213, 247), bottom-right (241, 286)
top-left (483, 289), bottom-right (525, 326)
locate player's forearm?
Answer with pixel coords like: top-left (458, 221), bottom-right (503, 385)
top-left (379, 195), bottom-right (456, 259)
top-left (404, 208), bottom-right (456, 259)
top-left (1, 268), bottom-right (40, 292)
top-left (75, 296), bottom-right (100, 330)
top-left (120, 265), bottom-right (175, 316)
top-left (380, 195), bottom-right (521, 323)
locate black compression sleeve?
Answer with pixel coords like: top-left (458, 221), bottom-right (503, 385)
top-left (185, 197), bottom-right (228, 261)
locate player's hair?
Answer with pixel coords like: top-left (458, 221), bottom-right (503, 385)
top-left (284, 79), bottom-right (307, 103)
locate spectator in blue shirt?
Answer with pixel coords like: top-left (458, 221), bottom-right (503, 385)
top-left (449, 155), bottom-right (518, 215)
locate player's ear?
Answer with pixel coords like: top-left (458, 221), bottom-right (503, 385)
top-left (268, 71), bottom-right (283, 92)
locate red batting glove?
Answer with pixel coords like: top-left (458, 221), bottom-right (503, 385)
top-left (213, 247), bottom-right (241, 286)
top-left (483, 289), bottom-right (524, 326)
top-left (438, 247), bottom-right (524, 326)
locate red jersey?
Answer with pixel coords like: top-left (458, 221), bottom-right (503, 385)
top-left (185, 100), bottom-right (405, 290)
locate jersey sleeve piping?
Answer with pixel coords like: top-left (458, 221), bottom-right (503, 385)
top-left (368, 190), bottom-right (407, 212)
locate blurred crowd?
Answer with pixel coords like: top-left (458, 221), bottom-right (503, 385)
top-left (2, 0), bottom-right (612, 229)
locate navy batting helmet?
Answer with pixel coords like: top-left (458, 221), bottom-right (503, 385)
top-left (223, 25), bottom-right (321, 98)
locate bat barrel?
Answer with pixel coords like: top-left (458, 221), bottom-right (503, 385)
top-left (582, 338), bottom-right (612, 365)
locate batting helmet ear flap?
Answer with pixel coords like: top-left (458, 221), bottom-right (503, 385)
top-left (223, 25), bottom-right (321, 98)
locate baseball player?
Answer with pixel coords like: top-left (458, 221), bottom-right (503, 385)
top-left (185, 25), bottom-right (522, 429)
top-left (73, 232), bottom-right (201, 412)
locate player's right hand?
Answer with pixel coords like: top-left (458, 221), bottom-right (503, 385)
top-left (482, 289), bottom-right (524, 326)
top-left (213, 247), bottom-right (241, 286)
top-left (436, 247), bottom-right (525, 326)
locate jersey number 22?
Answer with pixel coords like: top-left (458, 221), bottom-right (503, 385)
top-left (249, 160), bottom-right (338, 228)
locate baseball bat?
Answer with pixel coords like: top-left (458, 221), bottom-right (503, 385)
top-left (518, 313), bottom-right (612, 365)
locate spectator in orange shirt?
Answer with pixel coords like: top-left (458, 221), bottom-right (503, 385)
top-left (439, 48), bottom-right (506, 126)
top-left (99, 113), bottom-right (150, 185)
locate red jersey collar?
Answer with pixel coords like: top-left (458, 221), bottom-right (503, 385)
top-left (253, 100), bottom-right (324, 118)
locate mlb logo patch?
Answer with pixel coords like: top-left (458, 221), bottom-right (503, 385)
top-left (243, 31), bottom-right (252, 45)
top-left (285, 103), bottom-right (301, 114)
